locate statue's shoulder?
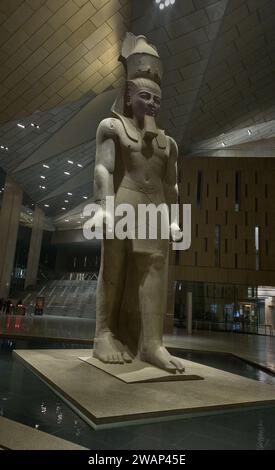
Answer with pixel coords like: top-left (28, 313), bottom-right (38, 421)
top-left (97, 117), bottom-right (122, 140)
top-left (166, 135), bottom-right (178, 156)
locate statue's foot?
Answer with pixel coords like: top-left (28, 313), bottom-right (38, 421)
top-left (93, 333), bottom-right (132, 364)
top-left (140, 345), bottom-right (185, 373)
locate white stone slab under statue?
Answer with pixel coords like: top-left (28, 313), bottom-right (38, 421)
top-left (79, 354), bottom-right (203, 383)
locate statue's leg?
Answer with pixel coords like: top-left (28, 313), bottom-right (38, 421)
top-left (137, 251), bottom-right (185, 372)
top-left (93, 238), bottom-right (132, 364)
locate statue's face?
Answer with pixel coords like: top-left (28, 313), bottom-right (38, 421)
top-left (129, 88), bottom-right (161, 121)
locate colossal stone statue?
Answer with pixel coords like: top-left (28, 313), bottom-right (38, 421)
top-left (92, 33), bottom-right (185, 372)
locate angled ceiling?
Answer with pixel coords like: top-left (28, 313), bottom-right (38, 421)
top-left (0, 0), bottom-right (130, 122)
top-left (0, 0), bottom-right (275, 229)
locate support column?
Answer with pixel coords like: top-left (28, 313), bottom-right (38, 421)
top-left (164, 245), bottom-right (176, 334)
top-left (0, 176), bottom-right (23, 299)
top-left (186, 291), bottom-right (193, 336)
top-left (25, 206), bottom-right (44, 289)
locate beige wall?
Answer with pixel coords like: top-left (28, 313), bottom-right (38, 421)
top-left (173, 157), bottom-right (275, 287)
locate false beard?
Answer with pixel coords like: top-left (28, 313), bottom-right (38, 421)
top-left (143, 115), bottom-right (158, 141)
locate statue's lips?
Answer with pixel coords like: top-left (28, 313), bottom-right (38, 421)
top-left (145, 109), bottom-right (157, 117)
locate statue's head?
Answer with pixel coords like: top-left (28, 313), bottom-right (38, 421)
top-left (126, 78), bottom-right (161, 121)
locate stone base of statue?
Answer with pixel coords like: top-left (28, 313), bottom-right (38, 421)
top-left (13, 349), bottom-right (275, 429)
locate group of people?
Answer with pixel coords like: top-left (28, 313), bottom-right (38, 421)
top-left (0, 298), bottom-right (25, 315)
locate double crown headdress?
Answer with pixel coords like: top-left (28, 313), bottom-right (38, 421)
top-left (112, 33), bottom-right (163, 117)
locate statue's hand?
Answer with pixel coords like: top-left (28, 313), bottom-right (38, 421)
top-left (90, 208), bottom-right (114, 236)
top-left (170, 222), bottom-right (183, 242)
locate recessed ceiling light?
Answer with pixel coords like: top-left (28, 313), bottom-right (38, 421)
top-left (41, 186), bottom-right (46, 189)
top-left (68, 160), bottom-right (74, 164)
top-left (77, 164), bottom-right (83, 168)
top-left (77, 221), bottom-right (81, 224)
top-left (64, 171), bottom-right (70, 175)
top-left (65, 219), bottom-right (69, 222)
top-left (170, 0), bottom-right (175, 4)
top-left (44, 204), bottom-right (49, 208)
top-left (221, 141), bottom-right (226, 147)
top-left (0, 145), bottom-right (4, 149)
top-left (83, 196), bottom-right (88, 199)
top-left (165, 0), bottom-right (170, 6)
top-left (40, 175), bottom-right (46, 179)
top-left (61, 207), bottom-right (66, 210)
top-left (64, 200), bottom-right (69, 203)
top-left (17, 123), bottom-right (25, 129)
top-left (248, 129), bottom-right (252, 135)
top-left (43, 164), bottom-right (50, 169)
top-left (67, 192), bottom-right (72, 196)
top-left (80, 215), bottom-right (84, 219)
top-left (5, 147), bottom-right (8, 151)
top-left (159, 2), bottom-right (165, 9)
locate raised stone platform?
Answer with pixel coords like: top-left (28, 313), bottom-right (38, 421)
top-left (0, 417), bottom-right (86, 450)
top-left (14, 349), bottom-right (275, 429)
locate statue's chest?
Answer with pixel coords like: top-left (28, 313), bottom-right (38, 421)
top-left (120, 136), bottom-right (168, 167)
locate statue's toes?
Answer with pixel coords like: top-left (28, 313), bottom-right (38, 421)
top-left (170, 357), bottom-right (185, 372)
top-left (106, 354), bottom-right (115, 363)
top-left (164, 361), bottom-right (177, 372)
top-left (116, 353), bottom-right (124, 364)
top-left (100, 354), bottom-right (109, 363)
top-left (122, 351), bottom-right (132, 363)
top-left (111, 354), bottom-right (120, 363)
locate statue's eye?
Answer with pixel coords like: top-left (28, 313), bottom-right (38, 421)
top-left (154, 96), bottom-right (161, 105)
top-left (139, 92), bottom-right (151, 100)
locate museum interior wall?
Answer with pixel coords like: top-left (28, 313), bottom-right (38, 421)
top-left (0, 0), bottom-right (275, 337)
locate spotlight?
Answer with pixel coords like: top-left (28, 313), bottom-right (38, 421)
top-left (165, 0), bottom-right (170, 6)
top-left (155, 0), bottom-right (161, 3)
top-left (159, 2), bottom-right (164, 9)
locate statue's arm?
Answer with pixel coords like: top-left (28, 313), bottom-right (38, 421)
top-left (164, 137), bottom-right (179, 217)
top-left (94, 118), bottom-right (117, 207)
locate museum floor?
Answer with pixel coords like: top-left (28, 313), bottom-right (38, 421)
top-left (0, 330), bottom-right (275, 450)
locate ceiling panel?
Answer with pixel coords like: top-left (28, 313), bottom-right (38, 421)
top-left (0, 0), bottom-right (131, 122)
